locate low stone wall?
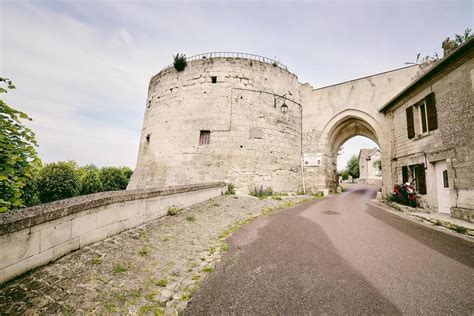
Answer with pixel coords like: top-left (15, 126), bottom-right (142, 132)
top-left (452, 207), bottom-right (474, 223)
top-left (0, 182), bottom-right (226, 284)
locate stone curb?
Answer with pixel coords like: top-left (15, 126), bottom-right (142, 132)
top-left (370, 200), bottom-right (474, 243)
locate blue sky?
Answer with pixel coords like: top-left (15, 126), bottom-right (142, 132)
top-left (1, 0), bottom-right (472, 168)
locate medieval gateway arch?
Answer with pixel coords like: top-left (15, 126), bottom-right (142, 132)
top-left (128, 52), bottom-right (420, 194)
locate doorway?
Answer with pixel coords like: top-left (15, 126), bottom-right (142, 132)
top-left (434, 160), bottom-right (450, 214)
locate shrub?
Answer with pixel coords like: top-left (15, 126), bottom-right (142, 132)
top-left (80, 169), bottom-right (103, 195)
top-left (167, 206), bottom-right (178, 216)
top-left (37, 161), bottom-right (80, 203)
top-left (173, 53), bottom-right (187, 72)
top-left (99, 167), bottom-right (128, 191)
top-left (224, 183), bottom-right (235, 195)
top-left (248, 184), bottom-right (273, 198)
top-left (120, 166), bottom-right (133, 181)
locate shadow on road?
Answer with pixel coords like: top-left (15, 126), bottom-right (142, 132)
top-left (186, 202), bottom-right (401, 315)
top-left (365, 204), bottom-right (474, 268)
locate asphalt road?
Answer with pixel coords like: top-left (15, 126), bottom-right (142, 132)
top-left (185, 185), bottom-right (474, 315)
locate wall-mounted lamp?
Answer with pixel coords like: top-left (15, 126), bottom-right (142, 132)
top-left (274, 94), bottom-right (289, 114)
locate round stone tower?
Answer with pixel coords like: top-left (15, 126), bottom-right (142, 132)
top-left (128, 53), bottom-right (305, 194)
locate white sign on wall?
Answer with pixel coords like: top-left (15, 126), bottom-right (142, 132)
top-left (304, 153), bottom-right (322, 167)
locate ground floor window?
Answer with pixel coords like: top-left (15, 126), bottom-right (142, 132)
top-left (401, 163), bottom-right (426, 194)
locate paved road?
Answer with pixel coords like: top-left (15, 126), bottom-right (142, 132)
top-left (186, 185), bottom-right (474, 315)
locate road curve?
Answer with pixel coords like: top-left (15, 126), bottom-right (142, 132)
top-left (185, 184), bottom-right (474, 315)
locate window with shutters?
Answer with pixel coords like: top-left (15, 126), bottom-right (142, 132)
top-left (401, 164), bottom-right (426, 194)
top-left (406, 92), bottom-right (437, 139)
top-left (199, 130), bottom-right (210, 145)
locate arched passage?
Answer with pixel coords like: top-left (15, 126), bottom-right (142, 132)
top-left (319, 109), bottom-right (387, 192)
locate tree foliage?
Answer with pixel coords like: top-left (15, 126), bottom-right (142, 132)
top-left (346, 155), bottom-right (360, 178)
top-left (0, 78), bottom-right (41, 212)
top-left (37, 161), bottom-right (80, 203)
top-left (80, 168), bottom-right (103, 195)
top-left (99, 167), bottom-right (128, 191)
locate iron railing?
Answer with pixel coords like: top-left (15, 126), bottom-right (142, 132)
top-left (161, 52), bottom-right (288, 72)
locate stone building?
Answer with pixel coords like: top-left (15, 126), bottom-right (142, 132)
top-left (379, 38), bottom-right (473, 222)
top-left (129, 40), bottom-right (473, 221)
top-left (358, 148), bottom-right (382, 185)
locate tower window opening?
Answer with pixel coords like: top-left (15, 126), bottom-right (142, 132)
top-left (211, 76), bottom-right (217, 84)
top-left (199, 130), bottom-right (211, 145)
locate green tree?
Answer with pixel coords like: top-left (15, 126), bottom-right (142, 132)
top-left (37, 161), bottom-right (80, 203)
top-left (99, 167), bottom-right (128, 191)
top-left (120, 166), bottom-right (133, 182)
top-left (346, 155), bottom-right (360, 178)
top-left (80, 168), bottom-right (103, 195)
top-left (0, 78), bottom-right (41, 212)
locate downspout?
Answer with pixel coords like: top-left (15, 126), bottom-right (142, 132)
top-left (300, 103), bottom-right (306, 194)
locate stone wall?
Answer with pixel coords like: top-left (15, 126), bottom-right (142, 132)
top-left (129, 57), bottom-right (303, 194)
top-left (387, 50), bottom-right (473, 220)
top-left (0, 182), bottom-right (226, 284)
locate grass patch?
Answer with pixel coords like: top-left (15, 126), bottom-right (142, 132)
top-left (167, 206), bottom-right (179, 216)
top-left (202, 266), bottom-right (214, 273)
top-left (451, 224), bottom-right (468, 234)
top-left (208, 246), bottom-right (216, 255)
top-left (220, 243), bottom-right (229, 252)
top-left (208, 203), bottom-right (220, 208)
top-left (186, 215), bottom-right (196, 222)
top-left (312, 191), bottom-right (324, 198)
top-left (113, 262), bottom-right (129, 273)
top-left (248, 184), bottom-right (273, 198)
top-left (271, 196), bottom-right (282, 201)
top-left (62, 305), bottom-right (74, 316)
top-left (192, 274), bottom-right (200, 281)
top-left (138, 304), bottom-right (164, 316)
top-left (138, 247), bottom-right (150, 257)
top-left (155, 279), bottom-right (167, 287)
top-left (90, 256), bottom-right (103, 265)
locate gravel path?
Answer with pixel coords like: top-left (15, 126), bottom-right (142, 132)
top-left (0, 194), bottom-right (313, 315)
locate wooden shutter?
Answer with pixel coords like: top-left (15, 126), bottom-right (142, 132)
top-left (406, 107), bottom-right (415, 139)
top-left (426, 92), bottom-right (437, 131)
top-left (417, 164), bottom-right (427, 194)
top-left (402, 166), bottom-right (408, 183)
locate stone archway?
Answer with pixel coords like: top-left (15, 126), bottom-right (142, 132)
top-left (320, 109), bottom-right (386, 192)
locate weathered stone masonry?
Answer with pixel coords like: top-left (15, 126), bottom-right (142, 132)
top-left (129, 45), bottom-right (473, 220)
top-left (129, 53), bottom-right (418, 194)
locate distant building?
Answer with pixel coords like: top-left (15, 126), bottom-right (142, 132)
top-left (358, 148), bottom-right (382, 185)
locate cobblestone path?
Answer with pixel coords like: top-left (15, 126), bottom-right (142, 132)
top-left (0, 195), bottom-right (313, 315)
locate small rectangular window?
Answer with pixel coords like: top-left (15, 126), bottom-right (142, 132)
top-left (211, 76), bottom-right (217, 84)
top-left (199, 130), bottom-right (210, 145)
top-left (443, 170), bottom-right (449, 188)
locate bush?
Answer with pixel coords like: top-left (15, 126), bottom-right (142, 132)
top-left (167, 206), bottom-right (178, 216)
top-left (37, 161), bottom-right (80, 203)
top-left (80, 169), bottom-right (103, 195)
top-left (120, 166), bottom-right (133, 182)
top-left (173, 53), bottom-right (187, 72)
top-left (248, 184), bottom-right (273, 198)
top-left (224, 183), bottom-right (235, 195)
top-left (99, 167), bottom-right (128, 191)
